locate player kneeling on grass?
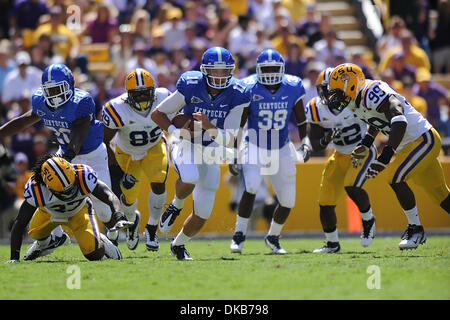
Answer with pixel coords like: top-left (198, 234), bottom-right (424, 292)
top-left (6, 155), bottom-right (133, 263)
top-left (307, 68), bottom-right (377, 253)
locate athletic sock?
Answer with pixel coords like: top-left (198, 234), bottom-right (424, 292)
top-left (404, 206), bottom-right (421, 225)
top-left (235, 215), bottom-right (249, 235)
top-left (172, 195), bottom-right (185, 209)
top-left (360, 207), bottom-right (374, 221)
top-left (267, 220), bottom-right (283, 236)
top-left (325, 229), bottom-right (339, 243)
top-left (148, 190), bottom-right (166, 225)
top-left (172, 230), bottom-right (191, 246)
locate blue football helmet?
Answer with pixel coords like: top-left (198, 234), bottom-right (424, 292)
top-left (200, 47), bottom-right (235, 90)
top-left (41, 64), bottom-right (74, 108)
top-left (256, 49), bottom-right (285, 85)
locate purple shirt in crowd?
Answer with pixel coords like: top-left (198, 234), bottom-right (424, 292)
top-left (413, 81), bottom-right (448, 122)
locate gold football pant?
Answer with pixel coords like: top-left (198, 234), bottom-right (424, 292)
top-left (319, 146), bottom-right (377, 206)
top-left (28, 199), bottom-right (102, 256)
top-left (386, 128), bottom-right (449, 205)
top-left (115, 138), bottom-right (169, 205)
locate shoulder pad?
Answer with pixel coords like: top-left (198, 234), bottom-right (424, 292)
top-left (102, 100), bottom-right (125, 128)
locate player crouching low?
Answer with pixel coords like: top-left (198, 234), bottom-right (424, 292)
top-left (307, 68), bottom-right (377, 253)
top-left (6, 155), bottom-right (133, 263)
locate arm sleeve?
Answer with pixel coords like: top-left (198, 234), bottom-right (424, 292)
top-left (155, 90), bottom-right (186, 114)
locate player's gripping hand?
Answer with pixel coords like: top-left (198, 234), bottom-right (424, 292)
top-left (229, 163), bottom-right (242, 176)
top-left (366, 160), bottom-right (386, 179)
top-left (297, 143), bottom-right (312, 163)
top-left (351, 144), bottom-right (369, 168)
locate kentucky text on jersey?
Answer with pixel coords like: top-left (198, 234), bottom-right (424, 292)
top-left (42, 119), bottom-right (69, 128)
top-left (258, 101), bottom-right (289, 110)
top-left (32, 88), bottom-right (104, 155)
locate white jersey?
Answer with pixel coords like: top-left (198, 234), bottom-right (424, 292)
top-left (351, 80), bottom-right (432, 151)
top-left (23, 164), bottom-right (98, 222)
top-left (306, 97), bottom-right (368, 154)
top-left (102, 88), bottom-right (173, 160)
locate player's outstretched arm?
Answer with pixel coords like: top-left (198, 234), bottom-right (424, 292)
top-left (151, 90), bottom-right (186, 132)
top-left (8, 201), bottom-right (36, 262)
top-left (309, 123), bottom-right (328, 151)
top-left (91, 180), bottom-right (126, 229)
top-left (0, 110), bottom-right (41, 139)
top-left (63, 115), bottom-right (91, 162)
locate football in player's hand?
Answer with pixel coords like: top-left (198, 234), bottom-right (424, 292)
top-left (172, 113), bottom-right (195, 131)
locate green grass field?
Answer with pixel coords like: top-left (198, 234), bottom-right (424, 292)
top-left (0, 236), bottom-right (449, 300)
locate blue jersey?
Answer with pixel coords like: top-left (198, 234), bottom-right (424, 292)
top-left (32, 88), bottom-right (104, 155)
top-left (242, 74), bottom-right (305, 149)
top-left (177, 71), bottom-right (251, 146)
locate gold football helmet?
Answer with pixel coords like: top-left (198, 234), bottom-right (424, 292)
top-left (125, 68), bottom-right (156, 112)
top-left (41, 156), bottom-right (77, 201)
top-left (328, 63), bottom-right (366, 112)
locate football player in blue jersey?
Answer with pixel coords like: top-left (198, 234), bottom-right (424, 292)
top-left (229, 49), bottom-right (311, 254)
top-left (0, 64), bottom-right (130, 250)
top-left (151, 47), bottom-right (251, 260)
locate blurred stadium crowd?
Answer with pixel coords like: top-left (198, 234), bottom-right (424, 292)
top-left (0, 0), bottom-right (449, 234)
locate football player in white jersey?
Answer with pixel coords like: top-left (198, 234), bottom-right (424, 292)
top-left (102, 68), bottom-right (172, 251)
top-left (328, 63), bottom-right (450, 249)
top-left (307, 68), bottom-right (377, 253)
top-left (6, 155), bottom-right (132, 263)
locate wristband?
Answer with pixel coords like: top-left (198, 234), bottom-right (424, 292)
top-left (297, 120), bottom-right (307, 127)
top-left (360, 133), bottom-right (375, 148)
top-left (377, 145), bottom-right (395, 165)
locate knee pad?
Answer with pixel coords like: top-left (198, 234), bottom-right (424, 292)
top-left (84, 246), bottom-right (105, 261)
top-left (193, 187), bottom-right (216, 220)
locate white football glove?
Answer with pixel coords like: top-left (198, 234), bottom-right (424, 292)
top-left (297, 143), bottom-right (312, 163)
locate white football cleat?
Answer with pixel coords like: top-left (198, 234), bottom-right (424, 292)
top-left (398, 224), bottom-right (426, 250)
top-left (23, 232), bottom-right (71, 261)
top-left (313, 242), bottom-right (341, 253)
top-left (230, 231), bottom-right (246, 253)
top-left (361, 217), bottom-right (376, 247)
top-left (100, 234), bottom-right (122, 260)
top-left (145, 224), bottom-right (159, 251)
top-left (126, 211), bottom-right (141, 250)
top-left (159, 203), bottom-right (182, 234)
top-left (264, 235), bottom-right (287, 254)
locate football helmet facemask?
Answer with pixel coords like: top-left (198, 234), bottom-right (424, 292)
top-left (41, 64), bottom-right (74, 109)
top-left (256, 49), bottom-right (285, 85)
top-left (316, 67), bottom-right (334, 102)
top-left (41, 157), bottom-right (78, 201)
top-left (125, 68), bottom-right (156, 112)
top-left (328, 63), bottom-right (366, 113)
top-left (200, 47), bottom-right (235, 90)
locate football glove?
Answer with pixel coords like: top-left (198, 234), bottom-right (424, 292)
top-left (366, 160), bottom-right (386, 179)
top-left (229, 163), bottom-right (242, 176)
top-left (351, 144), bottom-right (369, 168)
top-left (297, 143), bottom-right (312, 163)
